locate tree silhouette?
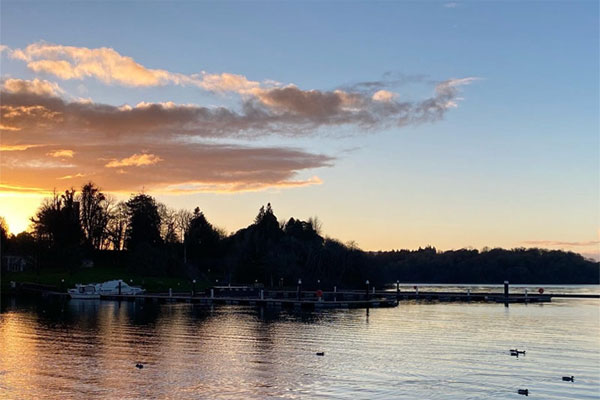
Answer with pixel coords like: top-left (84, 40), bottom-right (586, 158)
top-left (78, 182), bottom-right (110, 249)
top-left (30, 189), bottom-right (83, 268)
top-left (125, 194), bottom-right (162, 251)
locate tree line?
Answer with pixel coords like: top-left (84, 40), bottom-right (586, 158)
top-left (1, 182), bottom-right (598, 286)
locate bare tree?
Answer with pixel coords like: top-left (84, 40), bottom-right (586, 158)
top-left (106, 201), bottom-right (128, 250)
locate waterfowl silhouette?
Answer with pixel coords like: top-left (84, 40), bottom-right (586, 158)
top-left (518, 389), bottom-right (529, 396)
top-left (135, 363), bottom-right (144, 369)
top-left (562, 376), bottom-right (574, 382)
top-left (316, 352), bottom-right (325, 356)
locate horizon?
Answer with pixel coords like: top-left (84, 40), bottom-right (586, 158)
top-left (1, 1), bottom-right (598, 260)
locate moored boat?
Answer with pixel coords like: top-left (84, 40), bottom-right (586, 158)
top-left (68, 284), bottom-right (100, 299)
top-left (96, 280), bottom-right (145, 295)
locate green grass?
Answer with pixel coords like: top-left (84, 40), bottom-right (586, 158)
top-left (1, 267), bottom-right (210, 294)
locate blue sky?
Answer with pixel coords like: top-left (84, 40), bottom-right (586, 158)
top-left (1, 1), bottom-right (598, 258)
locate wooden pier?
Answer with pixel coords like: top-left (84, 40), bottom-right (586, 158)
top-left (10, 282), bottom-right (599, 309)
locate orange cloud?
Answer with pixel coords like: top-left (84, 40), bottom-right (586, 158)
top-left (2, 78), bottom-right (63, 96)
top-left (47, 149), bottom-right (74, 158)
top-left (0, 144), bottom-right (44, 151)
top-left (105, 153), bottom-right (163, 168)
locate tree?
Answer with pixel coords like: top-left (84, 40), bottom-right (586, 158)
top-left (78, 182), bottom-right (110, 249)
top-left (106, 201), bottom-right (128, 250)
top-left (0, 216), bottom-right (8, 253)
top-left (30, 188), bottom-right (83, 268)
top-left (185, 207), bottom-right (221, 261)
top-left (125, 194), bottom-right (162, 251)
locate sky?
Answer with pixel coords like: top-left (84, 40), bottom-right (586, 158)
top-left (0, 1), bottom-right (598, 260)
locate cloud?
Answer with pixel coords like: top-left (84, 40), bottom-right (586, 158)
top-left (0, 142), bottom-right (333, 194)
top-left (0, 77), bottom-right (477, 139)
top-left (522, 240), bottom-right (600, 247)
top-left (5, 42), bottom-right (264, 92)
top-left (0, 144), bottom-right (45, 151)
top-left (372, 90), bottom-right (396, 102)
top-left (105, 153), bottom-right (163, 168)
top-left (8, 43), bottom-right (188, 87)
top-left (2, 78), bottom-right (63, 96)
top-left (47, 149), bottom-right (74, 158)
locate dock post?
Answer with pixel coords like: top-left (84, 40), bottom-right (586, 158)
top-left (504, 280), bottom-right (509, 307)
top-left (365, 280), bottom-right (370, 301)
top-left (260, 289), bottom-right (264, 300)
top-left (334, 286), bottom-right (337, 302)
top-left (169, 288), bottom-right (172, 297)
top-left (467, 288), bottom-right (471, 300)
top-left (396, 280), bottom-right (400, 300)
top-left (210, 288), bottom-right (214, 299)
top-left (297, 279), bottom-right (302, 300)
top-left (372, 286), bottom-right (375, 294)
top-left (192, 279), bottom-right (196, 296)
top-left (118, 280), bottom-right (121, 295)
top-left (524, 288), bottom-right (528, 301)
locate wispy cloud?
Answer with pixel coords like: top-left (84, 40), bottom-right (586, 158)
top-left (1, 77), bottom-right (477, 139)
top-left (522, 240), bottom-right (600, 247)
top-left (47, 149), bottom-right (74, 158)
top-left (105, 153), bottom-right (162, 168)
top-left (0, 142), bottom-right (333, 194)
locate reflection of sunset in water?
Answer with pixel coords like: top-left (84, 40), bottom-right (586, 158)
top-left (1, 295), bottom-right (599, 399)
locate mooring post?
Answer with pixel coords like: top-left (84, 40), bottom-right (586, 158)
top-left (192, 279), bottom-right (196, 296)
top-left (372, 286), bottom-right (375, 294)
top-left (210, 288), bottom-right (214, 299)
top-left (504, 280), bottom-right (509, 307)
top-left (333, 285), bottom-right (337, 302)
top-left (118, 280), bottom-right (122, 295)
top-left (169, 288), bottom-right (172, 297)
top-left (467, 288), bottom-right (471, 299)
top-left (365, 280), bottom-right (370, 301)
top-left (525, 288), bottom-right (528, 301)
top-left (396, 280), bottom-right (400, 300)
top-left (297, 279), bottom-right (302, 300)
top-left (260, 289), bottom-right (264, 300)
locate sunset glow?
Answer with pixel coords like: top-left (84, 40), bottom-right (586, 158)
top-left (0, 1), bottom-right (598, 258)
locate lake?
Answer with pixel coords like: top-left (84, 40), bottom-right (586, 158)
top-left (1, 286), bottom-right (599, 399)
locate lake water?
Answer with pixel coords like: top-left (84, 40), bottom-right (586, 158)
top-left (1, 286), bottom-right (599, 399)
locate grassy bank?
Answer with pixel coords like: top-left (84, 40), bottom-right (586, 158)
top-left (1, 267), bottom-right (210, 294)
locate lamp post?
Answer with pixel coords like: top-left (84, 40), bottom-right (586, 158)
top-left (297, 278), bottom-right (302, 300)
top-left (365, 279), bottom-right (370, 301)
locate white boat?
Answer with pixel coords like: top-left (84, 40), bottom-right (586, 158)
top-left (68, 279), bottom-right (144, 299)
top-left (68, 283), bottom-right (100, 299)
top-left (96, 280), bottom-right (145, 296)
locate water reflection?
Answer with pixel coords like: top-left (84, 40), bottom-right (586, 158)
top-left (1, 295), bottom-right (599, 400)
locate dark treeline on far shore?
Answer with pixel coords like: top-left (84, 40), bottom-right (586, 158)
top-left (1, 182), bottom-right (599, 287)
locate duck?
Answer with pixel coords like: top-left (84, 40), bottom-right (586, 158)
top-left (135, 363), bottom-right (144, 369)
top-left (510, 349), bottom-right (526, 355)
top-left (316, 352), bottom-right (325, 356)
top-left (562, 376), bottom-right (574, 382)
top-left (517, 389), bottom-right (529, 396)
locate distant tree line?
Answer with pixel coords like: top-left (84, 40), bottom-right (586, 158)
top-left (1, 182), bottom-right (598, 286)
